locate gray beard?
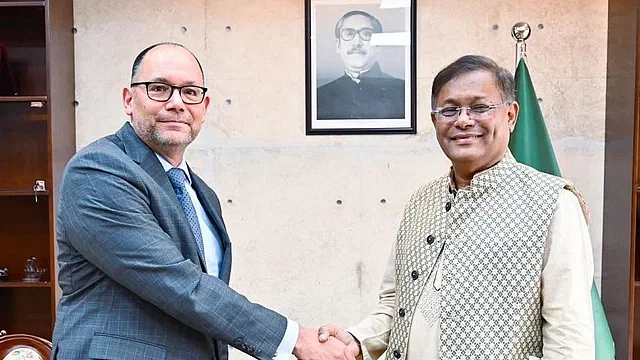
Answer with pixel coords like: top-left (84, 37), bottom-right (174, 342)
top-left (133, 121), bottom-right (196, 155)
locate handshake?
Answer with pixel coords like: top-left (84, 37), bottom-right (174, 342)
top-left (292, 324), bottom-right (362, 360)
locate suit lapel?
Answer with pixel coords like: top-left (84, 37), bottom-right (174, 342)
top-left (113, 123), bottom-right (231, 281)
top-left (114, 123), bottom-right (205, 270)
top-left (189, 171), bottom-right (228, 240)
top-left (189, 170), bottom-right (232, 283)
top-left (114, 123), bottom-right (176, 199)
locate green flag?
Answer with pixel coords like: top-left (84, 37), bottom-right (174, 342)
top-left (508, 58), bottom-right (616, 360)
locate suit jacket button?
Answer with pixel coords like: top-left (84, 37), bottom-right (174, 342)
top-left (426, 235), bottom-right (435, 245)
top-left (445, 201), bottom-right (452, 211)
top-left (411, 270), bottom-right (418, 280)
top-left (393, 349), bottom-right (401, 358)
top-left (398, 308), bottom-right (406, 317)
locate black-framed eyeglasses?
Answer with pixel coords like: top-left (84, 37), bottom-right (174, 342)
top-left (432, 102), bottom-right (510, 123)
top-left (340, 27), bottom-right (375, 41)
top-left (130, 81), bottom-right (208, 105)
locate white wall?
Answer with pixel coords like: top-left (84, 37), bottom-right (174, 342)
top-left (73, 0), bottom-right (608, 357)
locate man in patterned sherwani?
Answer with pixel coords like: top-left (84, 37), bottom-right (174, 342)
top-left (317, 55), bottom-right (595, 359)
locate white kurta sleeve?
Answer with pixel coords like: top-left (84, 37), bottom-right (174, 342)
top-left (347, 243), bottom-right (397, 360)
top-left (540, 188), bottom-right (595, 359)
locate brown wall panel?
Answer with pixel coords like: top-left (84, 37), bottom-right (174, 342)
top-left (603, 0), bottom-right (639, 358)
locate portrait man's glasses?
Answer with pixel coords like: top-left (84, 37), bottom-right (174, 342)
top-left (432, 102), bottom-right (510, 123)
top-left (340, 27), bottom-right (375, 41)
top-left (130, 82), bottom-right (208, 105)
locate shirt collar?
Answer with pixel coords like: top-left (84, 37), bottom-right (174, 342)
top-left (344, 62), bottom-right (383, 83)
top-left (344, 62), bottom-right (377, 82)
top-left (345, 68), bottom-right (369, 83)
top-left (155, 153), bottom-right (192, 185)
top-left (447, 149), bottom-right (516, 192)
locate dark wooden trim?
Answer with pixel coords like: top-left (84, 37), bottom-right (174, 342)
top-left (603, 0), bottom-right (639, 359)
top-left (0, 1), bottom-right (45, 7)
top-left (46, 0), bottom-right (76, 330)
top-left (0, 190), bottom-right (49, 196)
top-left (0, 96), bottom-right (47, 103)
top-left (0, 282), bottom-right (51, 288)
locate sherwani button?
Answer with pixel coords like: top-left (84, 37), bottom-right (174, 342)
top-left (393, 350), bottom-right (401, 358)
top-left (445, 201), bottom-right (452, 211)
top-left (411, 270), bottom-right (418, 280)
top-left (426, 235), bottom-right (435, 244)
top-left (398, 308), bottom-right (406, 317)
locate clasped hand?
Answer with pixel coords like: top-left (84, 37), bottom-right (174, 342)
top-left (292, 325), bottom-right (361, 360)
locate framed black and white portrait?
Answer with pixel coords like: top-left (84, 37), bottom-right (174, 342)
top-left (305, 0), bottom-right (416, 135)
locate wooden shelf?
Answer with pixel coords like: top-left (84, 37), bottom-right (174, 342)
top-left (0, 96), bottom-right (47, 103)
top-left (0, 0), bottom-right (75, 341)
top-left (0, 190), bottom-right (49, 196)
top-left (0, 281), bottom-right (51, 288)
top-left (0, 1), bottom-right (45, 7)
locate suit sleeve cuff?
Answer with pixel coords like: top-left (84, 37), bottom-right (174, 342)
top-left (272, 318), bottom-right (299, 359)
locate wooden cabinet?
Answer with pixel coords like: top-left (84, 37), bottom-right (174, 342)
top-left (0, 0), bottom-right (75, 340)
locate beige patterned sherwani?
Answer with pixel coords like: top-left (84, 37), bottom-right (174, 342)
top-left (349, 152), bottom-right (595, 360)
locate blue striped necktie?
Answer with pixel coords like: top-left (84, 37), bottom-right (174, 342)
top-left (166, 168), bottom-right (206, 267)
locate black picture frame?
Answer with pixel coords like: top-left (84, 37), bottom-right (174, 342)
top-left (305, 0), bottom-right (417, 135)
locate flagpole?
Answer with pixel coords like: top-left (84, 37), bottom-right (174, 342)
top-left (511, 22), bottom-right (531, 68)
top-left (509, 21), bottom-right (617, 359)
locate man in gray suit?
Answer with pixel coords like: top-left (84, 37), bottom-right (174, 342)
top-left (51, 43), bottom-right (353, 360)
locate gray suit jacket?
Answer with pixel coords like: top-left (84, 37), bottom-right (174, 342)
top-left (52, 123), bottom-right (287, 359)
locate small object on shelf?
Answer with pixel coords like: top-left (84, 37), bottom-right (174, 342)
top-left (33, 180), bottom-right (45, 203)
top-left (33, 180), bottom-right (46, 192)
top-left (22, 257), bottom-right (46, 283)
top-left (0, 267), bottom-right (8, 281)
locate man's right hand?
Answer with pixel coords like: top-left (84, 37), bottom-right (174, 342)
top-left (317, 324), bottom-right (361, 358)
top-left (293, 326), bottom-right (356, 360)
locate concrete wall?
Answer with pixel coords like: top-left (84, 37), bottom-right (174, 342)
top-left (73, 0), bottom-right (608, 357)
